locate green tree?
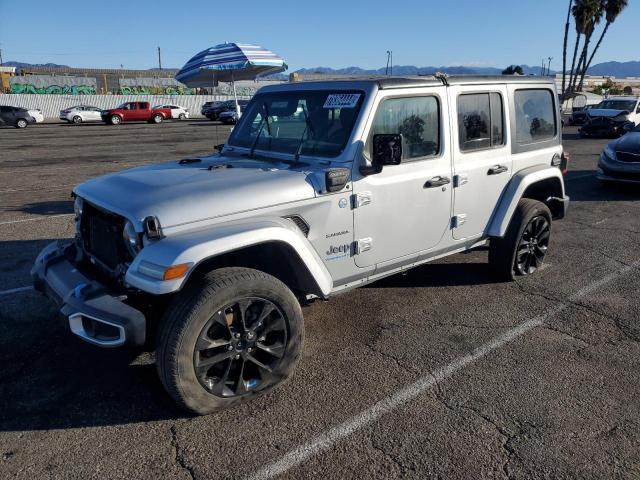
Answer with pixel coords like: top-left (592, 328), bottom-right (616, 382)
top-left (502, 65), bottom-right (524, 75)
top-left (577, 0), bottom-right (629, 91)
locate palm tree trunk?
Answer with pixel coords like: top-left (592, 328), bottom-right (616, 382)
top-left (568, 31), bottom-right (582, 94)
top-left (571, 33), bottom-right (592, 92)
top-left (562, 0), bottom-right (573, 97)
top-left (578, 21), bottom-right (610, 91)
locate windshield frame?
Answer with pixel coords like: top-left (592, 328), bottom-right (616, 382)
top-left (226, 89), bottom-right (366, 162)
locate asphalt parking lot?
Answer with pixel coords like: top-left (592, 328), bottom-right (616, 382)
top-left (1, 120), bottom-right (639, 479)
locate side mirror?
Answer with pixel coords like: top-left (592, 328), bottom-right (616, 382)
top-left (372, 133), bottom-right (403, 169)
top-left (622, 123), bottom-right (635, 133)
top-left (214, 144), bottom-right (225, 153)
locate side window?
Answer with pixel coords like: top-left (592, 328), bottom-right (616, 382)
top-left (458, 92), bottom-right (504, 152)
top-left (368, 96), bottom-right (440, 161)
top-left (514, 89), bottom-right (556, 145)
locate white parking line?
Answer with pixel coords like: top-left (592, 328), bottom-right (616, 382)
top-left (248, 261), bottom-right (639, 480)
top-left (0, 213), bottom-right (74, 226)
top-left (0, 286), bottom-right (33, 297)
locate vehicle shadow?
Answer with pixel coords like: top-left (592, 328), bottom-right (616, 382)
top-left (565, 169), bottom-right (640, 202)
top-left (364, 257), bottom-right (504, 289)
top-left (18, 200), bottom-right (73, 216)
top-left (0, 239), bottom-right (188, 432)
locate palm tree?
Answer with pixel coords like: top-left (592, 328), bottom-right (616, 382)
top-left (577, 0), bottom-right (628, 90)
top-left (567, 1), bottom-right (587, 95)
top-left (568, 0), bottom-right (603, 93)
top-left (561, 0), bottom-right (574, 98)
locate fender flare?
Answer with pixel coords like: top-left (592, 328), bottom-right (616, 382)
top-left (487, 165), bottom-right (566, 238)
top-left (125, 218), bottom-right (332, 296)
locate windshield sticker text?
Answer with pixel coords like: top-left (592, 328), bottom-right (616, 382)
top-left (324, 94), bottom-right (361, 109)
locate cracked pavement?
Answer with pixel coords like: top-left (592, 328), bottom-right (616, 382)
top-left (0, 123), bottom-right (639, 479)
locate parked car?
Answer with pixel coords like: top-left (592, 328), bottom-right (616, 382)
top-left (200, 101), bottom-right (224, 116)
top-left (598, 123), bottom-right (640, 184)
top-left (203, 100), bottom-right (249, 120)
top-left (153, 104), bottom-right (190, 120)
top-left (218, 103), bottom-right (247, 124)
top-left (100, 102), bottom-right (172, 125)
top-left (29, 109), bottom-right (44, 123)
top-left (32, 76), bottom-right (568, 415)
top-left (60, 105), bottom-right (104, 124)
top-left (567, 104), bottom-right (599, 126)
top-left (0, 105), bottom-right (37, 128)
top-left (579, 96), bottom-right (640, 138)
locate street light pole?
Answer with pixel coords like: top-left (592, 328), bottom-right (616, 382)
top-left (386, 51), bottom-right (391, 76)
top-left (157, 47), bottom-right (162, 70)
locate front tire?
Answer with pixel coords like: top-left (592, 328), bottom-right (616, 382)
top-left (72, 115), bottom-right (83, 124)
top-left (152, 114), bottom-right (163, 124)
top-left (110, 115), bottom-right (121, 125)
top-left (156, 267), bottom-right (304, 415)
top-left (489, 199), bottom-right (552, 281)
top-left (16, 118), bottom-right (28, 129)
top-left (178, 113), bottom-right (186, 120)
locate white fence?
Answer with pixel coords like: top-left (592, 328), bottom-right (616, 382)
top-left (0, 94), bottom-right (246, 119)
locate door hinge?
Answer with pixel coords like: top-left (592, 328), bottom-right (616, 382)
top-left (453, 173), bottom-right (468, 188)
top-left (356, 237), bottom-right (373, 254)
top-left (451, 214), bottom-right (467, 228)
top-left (352, 191), bottom-right (372, 209)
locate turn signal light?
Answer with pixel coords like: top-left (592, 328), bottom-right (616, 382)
top-left (163, 263), bottom-right (191, 281)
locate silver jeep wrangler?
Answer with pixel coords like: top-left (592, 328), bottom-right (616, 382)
top-left (32, 76), bottom-right (569, 414)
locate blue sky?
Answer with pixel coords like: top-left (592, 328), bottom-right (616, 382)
top-left (0, 0), bottom-right (638, 71)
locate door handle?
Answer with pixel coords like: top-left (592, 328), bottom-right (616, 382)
top-left (424, 176), bottom-right (451, 188)
top-left (487, 165), bottom-right (508, 175)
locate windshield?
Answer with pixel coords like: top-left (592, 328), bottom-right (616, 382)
top-left (228, 90), bottom-right (364, 158)
top-left (598, 100), bottom-right (637, 111)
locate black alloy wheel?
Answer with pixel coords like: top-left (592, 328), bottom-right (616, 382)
top-left (514, 215), bottom-right (550, 275)
top-left (194, 297), bottom-right (287, 397)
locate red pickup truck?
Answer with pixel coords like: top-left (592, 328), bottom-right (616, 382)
top-left (101, 102), bottom-right (172, 125)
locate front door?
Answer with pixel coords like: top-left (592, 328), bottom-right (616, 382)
top-left (353, 88), bottom-right (453, 268)
top-left (448, 85), bottom-right (512, 240)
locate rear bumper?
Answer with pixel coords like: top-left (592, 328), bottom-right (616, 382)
top-left (31, 241), bottom-right (146, 348)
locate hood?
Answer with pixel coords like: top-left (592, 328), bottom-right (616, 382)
top-left (610, 132), bottom-right (640, 152)
top-left (587, 108), bottom-right (629, 118)
top-left (74, 157), bottom-right (318, 229)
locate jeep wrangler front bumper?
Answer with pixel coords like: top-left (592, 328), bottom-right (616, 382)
top-left (31, 241), bottom-right (146, 347)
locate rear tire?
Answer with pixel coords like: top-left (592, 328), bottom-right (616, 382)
top-left (489, 199), bottom-right (552, 281)
top-left (15, 118), bottom-right (28, 129)
top-left (178, 113), bottom-right (186, 120)
top-left (72, 115), bottom-right (82, 124)
top-left (156, 267), bottom-right (304, 415)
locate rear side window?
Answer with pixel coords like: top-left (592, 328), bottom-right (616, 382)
top-left (514, 89), bottom-right (556, 145)
top-left (368, 96), bottom-right (440, 161)
top-left (458, 93), bottom-right (504, 152)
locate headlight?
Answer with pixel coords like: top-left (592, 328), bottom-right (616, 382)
top-left (603, 145), bottom-right (616, 161)
top-left (123, 220), bottom-right (142, 258)
top-left (74, 196), bottom-right (83, 218)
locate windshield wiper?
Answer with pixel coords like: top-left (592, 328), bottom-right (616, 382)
top-left (249, 103), bottom-right (270, 158)
top-left (293, 104), bottom-right (314, 163)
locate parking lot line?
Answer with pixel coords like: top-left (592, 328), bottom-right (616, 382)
top-left (247, 260), bottom-right (639, 480)
top-left (0, 213), bottom-right (74, 226)
top-left (0, 286), bottom-right (33, 297)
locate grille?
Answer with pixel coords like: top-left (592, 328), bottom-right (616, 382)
top-left (616, 151), bottom-right (640, 163)
top-left (80, 202), bottom-right (127, 270)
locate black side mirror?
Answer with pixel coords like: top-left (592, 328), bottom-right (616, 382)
top-left (214, 144), bottom-right (225, 153)
top-left (373, 134), bottom-right (402, 166)
top-left (622, 123), bottom-right (635, 133)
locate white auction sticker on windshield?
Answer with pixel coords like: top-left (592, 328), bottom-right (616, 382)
top-left (323, 93), bottom-right (361, 109)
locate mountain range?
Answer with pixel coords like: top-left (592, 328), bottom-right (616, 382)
top-left (4, 60), bottom-right (640, 78)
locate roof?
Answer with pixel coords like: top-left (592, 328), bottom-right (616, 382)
top-left (264, 75), bottom-right (557, 93)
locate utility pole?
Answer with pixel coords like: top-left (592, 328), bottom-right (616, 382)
top-left (547, 57), bottom-right (553, 77)
top-left (386, 51), bottom-right (391, 75)
top-left (0, 48), bottom-right (3, 66)
top-left (390, 51), bottom-right (393, 76)
top-left (157, 46), bottom-right (162, 70)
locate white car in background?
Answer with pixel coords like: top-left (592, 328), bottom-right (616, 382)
top-left (153, 104), bottom-right (190, 120)
top-left (59, 105), bottom-right (103, 124)
top-left (29, 109), bottom-right (44, 123)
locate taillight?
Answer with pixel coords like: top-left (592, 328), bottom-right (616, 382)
top-left (560, 151), bottom-right (570, 175)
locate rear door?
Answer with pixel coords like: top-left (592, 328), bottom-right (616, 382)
top-left (448, 84), bottom-right (512, 240)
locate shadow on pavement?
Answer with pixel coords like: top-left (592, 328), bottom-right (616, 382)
top-left (18, 200), bottom-right (73, 216)
top-left (565, 170), bottom-right (640, 202)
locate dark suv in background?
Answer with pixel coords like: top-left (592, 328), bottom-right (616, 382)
top-left (0, 106), bottom-right (36, 128)
top-left (202, 100), bottom-right (249, 120)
